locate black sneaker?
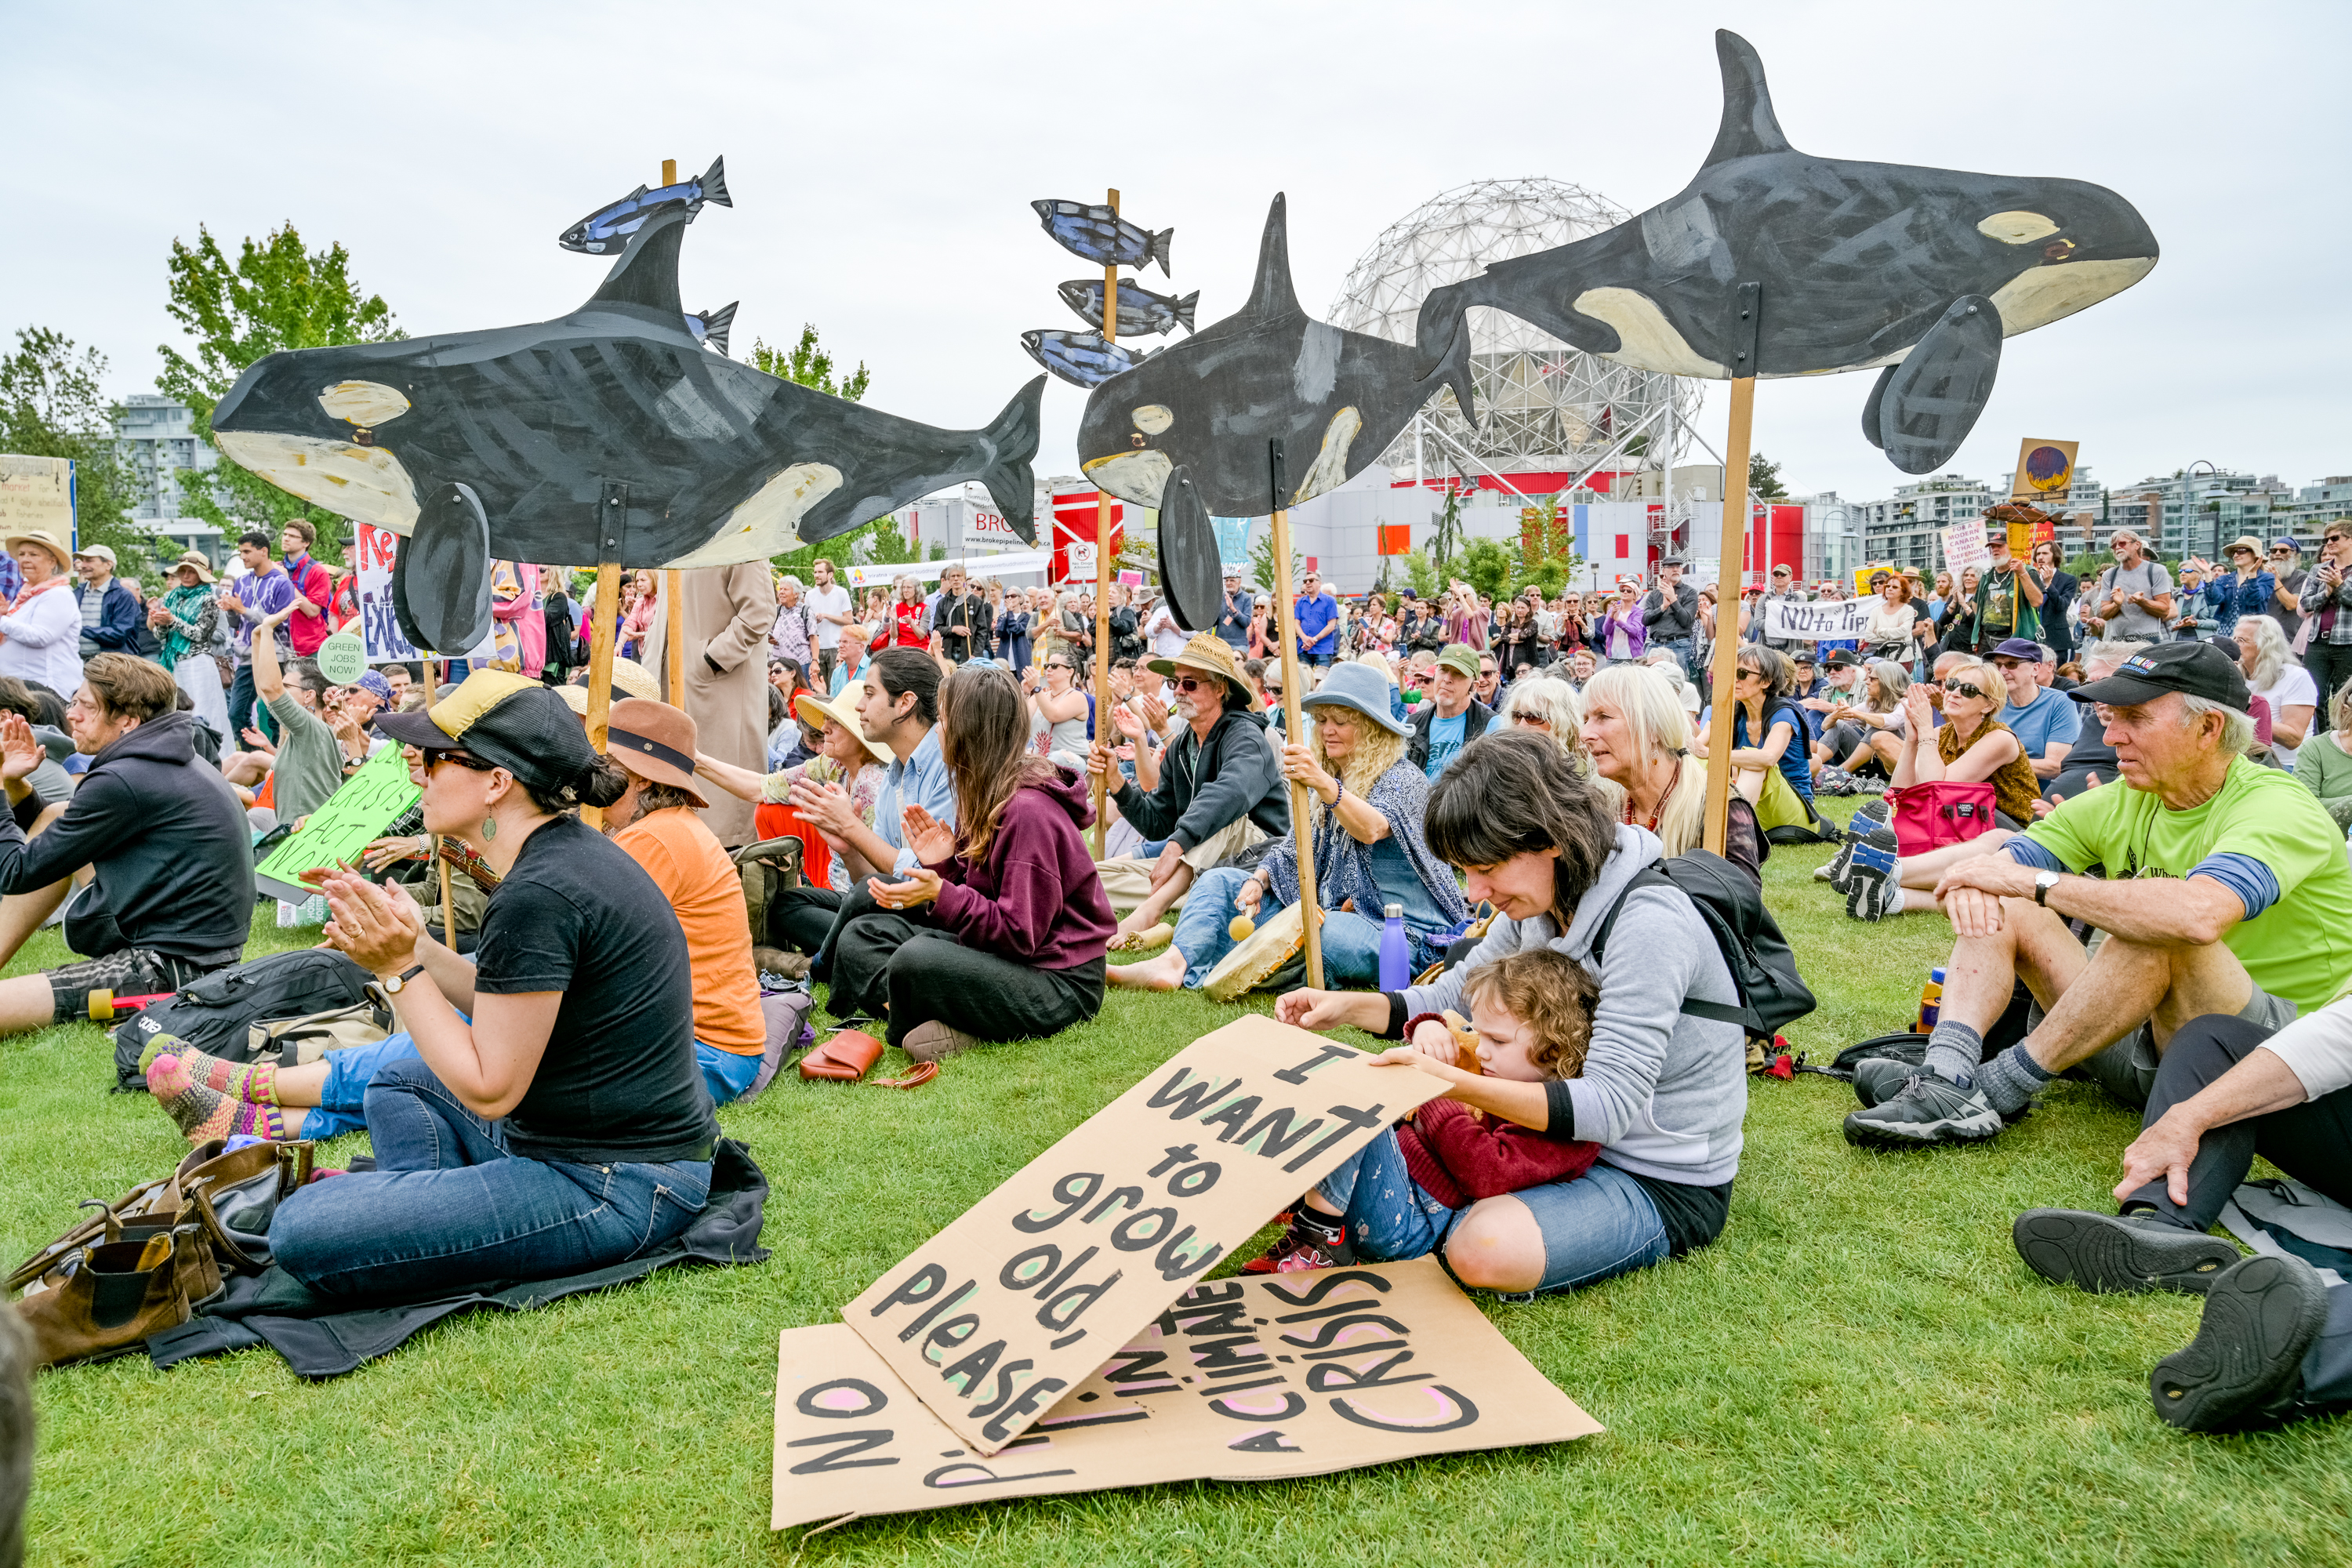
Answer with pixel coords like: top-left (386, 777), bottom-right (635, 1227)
top-left (1842, 1071), bottom-right (2005, 1148)
top-left (2151, 1254), bottom-right (2330, 1432)
top-left (2012, 1209), bottom-right (2242, 1294)
top-left (1826, 823), bottom-right (1896, 892)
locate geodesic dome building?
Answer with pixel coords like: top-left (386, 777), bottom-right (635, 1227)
top-left (1329, 177), bottom-right (1703, 481)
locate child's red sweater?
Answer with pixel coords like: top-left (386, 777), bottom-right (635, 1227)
top-left (1396, 1099), bottom-right (1602, 1209)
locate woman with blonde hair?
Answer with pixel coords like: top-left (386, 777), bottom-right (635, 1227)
top-left (1107, 661), bottom-right (1468, 993)
top-left (1577, 663), bottom-right (1762, 884)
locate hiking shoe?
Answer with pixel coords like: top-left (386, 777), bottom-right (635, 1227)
top-left (1240, 1228), bottom-right (1358, 1275)
top-left (1852, 1054), bottom-right (1928, 1109)
top-left (2013, 1209), bottom-right (2242, 1295)
top-left (1842, 1071), bottom-right (2005, 1148)
top-left (902, 1021), bottom-right (979, 1064)
top-left (1825, 823), bottom-right (1896, 892)
top-left (2151, 1254), bottom-right (2329, 1432)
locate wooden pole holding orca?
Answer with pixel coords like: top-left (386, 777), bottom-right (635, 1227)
top-left (657, 160), bottom-right (691, 713)
top-left (1267, 438), bottom-right (1323, 992)
top-left (1701, 283), bottom-right (1762, 858)
top-left (1089, 189), bottom-right (1120, 859)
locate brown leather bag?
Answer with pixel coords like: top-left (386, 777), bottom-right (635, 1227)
top-left (799, 1029), bottom-right (884, 1082)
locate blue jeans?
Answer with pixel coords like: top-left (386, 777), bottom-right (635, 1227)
top-left (1168, 867), bottom-right (1383, 989)
top-left (1491, 1163), bottom-right (1671, 1298)
top-left (1316, 1127), bottom-right (1460, 1261)
top-left (1657, 637), bottom-right (1694, 679)
top-left (301, 1033), bottom-right (747, 1142)
top-left (269, 1056), bottom-right (711, 1299)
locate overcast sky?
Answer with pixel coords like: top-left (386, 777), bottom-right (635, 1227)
top-left (8, 0), bottom-right (2346, 506)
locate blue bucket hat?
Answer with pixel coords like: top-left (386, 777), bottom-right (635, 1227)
top-left (1299, 660), bottom-right (1410, 737)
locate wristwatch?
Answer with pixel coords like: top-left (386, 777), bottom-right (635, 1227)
top-left (382, 964), bottom-right (427, 994)
top-left (2032, 869), bottom-right (2062, 906)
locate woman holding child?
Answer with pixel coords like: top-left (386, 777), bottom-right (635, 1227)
top-left (1270, 731), bottom-right (1746, 1292)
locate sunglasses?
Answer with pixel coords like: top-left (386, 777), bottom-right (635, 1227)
top-left (1945, 681), bottom-right (1989, 700)
top-left (2270, 549), bottom-right (2294, 557)
top-left (421, 748), bottom-right (497, 774)
top-left (1173, 676), bottom-right (1213, 692)
top-left (1737, 666), bottom-right (1763, 679)
top-left (1510, 711), bottom-right (1550, 728)
top-left (1045, 662), bottom-right (1074, 673)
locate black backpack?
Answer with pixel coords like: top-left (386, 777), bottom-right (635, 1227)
top-left (111, 949), bottom-right (376, 1091)
top-left (1589, 852), bottom-right (1817, 1036)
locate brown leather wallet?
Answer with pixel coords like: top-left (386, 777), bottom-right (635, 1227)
top-left (800, 1029), bottom-right (884, 1082)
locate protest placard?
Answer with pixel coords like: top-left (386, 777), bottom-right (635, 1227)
top-left (1941, 520), bottom-right (1991, 576)
top-left (1756, 596), bottom-right (1873, 643)
top-left (356, 525), bottom-right (494, 666)
top-left (779, 1256), bottom-right (1601, 1531)
top-left (0, 455), bottom-right (75, 545)
top-left (844, 1014), bottom-right (1446, 1454)
top-left (252, 742), bottom-right (420, 902)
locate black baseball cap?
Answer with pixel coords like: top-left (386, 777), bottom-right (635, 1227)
top-left (1823, 648), bottom-right (1861, 669)
top-left (2067, 641), bottom-right (2249, 710)
top-left (375, 669), bottom-right (608, 800)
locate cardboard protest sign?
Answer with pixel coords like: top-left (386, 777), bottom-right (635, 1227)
top-left (1756, 596), bottom-right (1871, 643)
top-left (1941, 521), bottom-right (1991, 575)
top-left (253, 742), bottom-right (421, 901)
top-left (2009, 438), bottom-right (2078, 502)
top-left (779, 1257), bottom-right (1601, 1531)
top-left (0, 455), bottom-right (75, 544)
top-left (356, 525), bottom-right (494, 666)
top-left (845, 1015), bottom-right (1446, 1454)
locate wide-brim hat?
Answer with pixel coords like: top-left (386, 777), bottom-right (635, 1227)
top-left (2225, 535), bottom-right (2266, 560)
top-left (604, 697), bottom-right (708, 808)
top-left (1148, 630), bottom-right (1247, 699)
top-left (552, 656), bottom-right (662, 716)
top-left (4, 530), bottom-right (71, 572)
top-left (375, 670), bottom-right (605, 800)
top-left (793, 685), bottom-right (890, 762)
top-left (169, 550), bottom-right (215, 584)
top-left (1301, 660), bottom-right (1410, 736)
top-left (2067, 641), bottom-right (2249, 712)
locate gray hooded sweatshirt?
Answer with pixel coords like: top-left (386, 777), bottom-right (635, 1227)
top-left (1397, 823), bottom-right (1746, 1188)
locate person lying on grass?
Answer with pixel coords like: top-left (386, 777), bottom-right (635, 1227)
top-left (1247, 949), bottom-right (1604, 1272)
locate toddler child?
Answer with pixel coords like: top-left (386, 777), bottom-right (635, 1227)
top-left (1244, 948), bottom-right (1604, 1272)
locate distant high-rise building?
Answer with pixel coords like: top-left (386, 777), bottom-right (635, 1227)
top-left (112, 394), bottom-right (227, 565)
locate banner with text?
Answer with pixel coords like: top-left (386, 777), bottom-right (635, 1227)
top-left (0, 455), bottom-right (75, 550)
top-left (1756, 597), bottom-right (1874, 643)
top-left (252, 742), bottom-right (421, 902)
top-left (778, 1257), bottom-right (1599, 1531)
top-left (844, 1016), bottom-right (1445, 1454)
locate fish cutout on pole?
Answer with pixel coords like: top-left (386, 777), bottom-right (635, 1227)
top-left (1033, 199), bottom-right (1174, 275)
top-left (209, 202), bottom-right (1043, 655)
top-left (1410, 31), bottom-right (2158, 474)
top-left (1058, 278), bottom-right (1200, 337)
top-left (1022, 330), bottom-right (1156, 390)
top-left (1075, 194), bottom-right (1475, 516)
top-left (684, 301), bottom-right (737, 355)
top-left (560, 155), bottom-right (731, 254)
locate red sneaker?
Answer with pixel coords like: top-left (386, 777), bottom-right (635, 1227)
top-left (1240, 1227), bottom-right (1358, 1274)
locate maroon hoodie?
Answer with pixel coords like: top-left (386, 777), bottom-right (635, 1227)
top-left (929, 767), bottom-right (1116, 970)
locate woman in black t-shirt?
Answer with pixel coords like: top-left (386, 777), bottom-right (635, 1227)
top-left (264, 672), bottom-right (719, 1300)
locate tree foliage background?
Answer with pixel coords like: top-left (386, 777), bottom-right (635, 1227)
top-left (747, 325), bottom-right (935, 580)
top-left (158, 223), bottom-right (401, 553)
top-left (0, 328), bottom-right (150, 568)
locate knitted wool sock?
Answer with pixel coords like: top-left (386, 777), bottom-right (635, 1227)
top-left (1922, 1021), bottom-right (1987, 1088)
top-left (156, 1041), bottom-right (277, 1105)
top-left (147, 1054), bottom-right (284, 1145)
top-left (1973, 1043), bottom-right (2056, 1116)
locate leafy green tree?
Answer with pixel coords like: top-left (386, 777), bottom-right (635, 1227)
top-left (1457, 537), bottom-right (1516, 604)
top-left (1748, 452), bottom-right (1788, 502)
top-left (1399, 546), bottom-right (1439, 600)
top-left (157, 223), bottom-right (402, 552)
top-left (1248, 530), bottom-right (1304, 597)
top-left (0, 328), bottom-right (151, 569)
top-left (749, 326), bottom-right (871, 403)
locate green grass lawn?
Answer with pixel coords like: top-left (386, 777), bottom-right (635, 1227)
top-left (7, 814), bottom-right (2349, 1566)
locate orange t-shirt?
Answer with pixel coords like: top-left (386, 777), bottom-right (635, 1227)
top-left (612, 808), bottom-right (765, 1056)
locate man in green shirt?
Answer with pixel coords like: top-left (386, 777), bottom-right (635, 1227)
top-left (1970, 524), bottom-right (2044, 652)
top-left (1846, 641), bottom-right (2352, 1148)
top-left (245, 601), bottom-right (348, 825)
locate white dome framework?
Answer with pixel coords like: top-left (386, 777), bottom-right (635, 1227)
top-left (1330, 177), bottom-right (1703, 481)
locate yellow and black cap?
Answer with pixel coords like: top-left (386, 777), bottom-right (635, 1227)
top-left (375, 670), bottom-right (605, 800)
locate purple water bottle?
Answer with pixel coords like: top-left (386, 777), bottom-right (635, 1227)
top-left (1378, 902), bottom-right (1410, 991)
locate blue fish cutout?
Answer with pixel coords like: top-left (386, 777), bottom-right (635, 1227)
top-left (1411, 31), bottom-right (2158, 474)
top-left (1033, 199), bottom-right (1172, 275)
top-left (684, 301), bottom-right (737, 355)
top-left (1021, 329), bottom-right (1154, 390)
top-left (561, 155), bottom-right (731, 255)
top-left (1058, 278), bottom-right (1200, 338)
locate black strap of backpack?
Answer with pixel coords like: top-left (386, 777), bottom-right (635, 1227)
top-left (1587, 859), bottom-right (1750, 1028)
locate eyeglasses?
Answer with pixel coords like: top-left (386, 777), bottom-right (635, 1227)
top-left (1945, 681), bottom-right (1989, 700)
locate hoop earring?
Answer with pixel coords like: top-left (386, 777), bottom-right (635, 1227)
top-left (481, 815), bottom-right (498, 840)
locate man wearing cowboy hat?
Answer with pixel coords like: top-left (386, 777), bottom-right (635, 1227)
top-left (600, 697), bottom-right (768, 1105)
top-left (1086, 630), bottom-right (1284, 938)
